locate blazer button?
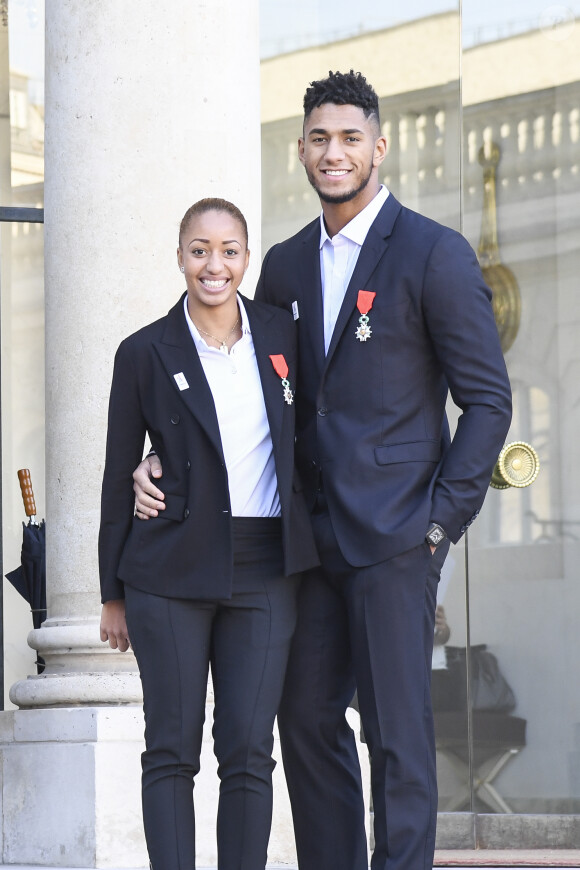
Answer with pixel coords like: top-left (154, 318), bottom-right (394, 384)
top-left (317, 407), bottom-right (328, 417)
top-left (170, 414), bottom-right (180, 425)
top-left (185, 460), bottom-right (191, 470)
top-left (183, 508), bottom-right (190, 519)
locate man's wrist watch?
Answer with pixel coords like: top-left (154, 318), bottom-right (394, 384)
top-left (426, 523), bottom-right (447, 548)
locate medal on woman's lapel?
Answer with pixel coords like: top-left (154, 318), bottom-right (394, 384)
top-left (355, 290), bottom-right (377, 341)
top-left (269, 354), bottom-right (294, 404)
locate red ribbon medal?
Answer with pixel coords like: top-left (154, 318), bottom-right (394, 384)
top-left (269, 354), bottom-right (294, 404)
top-left (355, 290), bottom-right (376, 342)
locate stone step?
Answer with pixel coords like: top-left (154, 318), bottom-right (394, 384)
top-left (434, 851), bottom-right (580, 867)
top-left (4, 856), bottom-right (580, 870)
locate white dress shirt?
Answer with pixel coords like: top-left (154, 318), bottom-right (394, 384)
top-left (319, 185), bottom-right (389, 353)
top-left (183, 295), bottom-right (281, 518)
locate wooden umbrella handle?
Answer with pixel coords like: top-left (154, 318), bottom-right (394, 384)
top-left (17, 469), bottom-right (37, 518)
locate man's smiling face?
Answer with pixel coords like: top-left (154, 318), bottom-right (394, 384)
top-left (299, 103), bottom-right (385, 207)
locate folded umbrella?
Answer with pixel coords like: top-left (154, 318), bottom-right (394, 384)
top-left (5, 469), bottom-right (46, 673)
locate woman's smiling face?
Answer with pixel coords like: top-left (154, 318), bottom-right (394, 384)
top-left (177, 209), bottom-right (250, 314)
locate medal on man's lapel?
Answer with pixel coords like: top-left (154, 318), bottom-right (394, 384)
top-left (355, 290), bottom-right (377, 342)
top-left (269, 354), bottom-right (294, 404)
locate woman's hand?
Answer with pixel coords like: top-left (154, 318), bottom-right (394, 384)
top-left (100, 599), bottom-right (131, 652)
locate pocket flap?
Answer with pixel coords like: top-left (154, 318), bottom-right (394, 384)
top-left (157, 493), bottom-right (187, 522)
top-left (374, 441), bottom-right (441, 465)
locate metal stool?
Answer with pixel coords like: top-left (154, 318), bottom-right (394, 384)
top-left (434, 710), bottom-right (527, 812)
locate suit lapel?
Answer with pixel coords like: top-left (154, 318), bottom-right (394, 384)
top-left (153, 294), bottom-right (224, 458)
top-left (324, 195), bottom-right (403, 367)
top-left (245, 297), bottom-right (285, 455)
top-left (297, 221), bottom-right (326, 377)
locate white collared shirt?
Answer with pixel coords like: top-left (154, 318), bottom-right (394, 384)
top-left (183, 295), bottom-right (281, 518)
top-left (319, 185), bottom-right (389, 353)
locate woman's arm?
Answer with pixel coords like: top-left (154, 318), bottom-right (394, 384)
top-left (100, 599), bottom-right (130, 652)
top-left (99, 339), bottom-right (148, 602)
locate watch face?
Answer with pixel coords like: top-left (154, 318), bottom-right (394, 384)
top-left (428, 526), bottom-right (445, 545)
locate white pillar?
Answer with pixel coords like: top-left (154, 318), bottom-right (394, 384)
top-left (1, 2), bottom-right (261, 867)
top-left (12, 0), bottom-right (262, 710)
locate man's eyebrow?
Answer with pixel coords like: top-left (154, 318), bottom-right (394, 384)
top-left (307, 127), bottom-right (364, 135)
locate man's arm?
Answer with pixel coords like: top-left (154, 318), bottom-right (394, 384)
top-left (133, 454), bottom-right (166, 519)
top-left (423, 229), bottom-right (512, 541)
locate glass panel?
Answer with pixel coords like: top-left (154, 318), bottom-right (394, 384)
top-left (260, 0), bottom-right (472, 828)
top-left (462, 0), bottom-right (580, 820)
top-left (260, 0), bottom-right (453, 58)
top-left (4, 0), bottom-right (45, 207)
top-left (1, 220), bottom-right (45, 704)
top-left (0, 3), bottom-right (45, 704)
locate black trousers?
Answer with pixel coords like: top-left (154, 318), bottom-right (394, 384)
top-left (125, 518), bottom-right (299, 870)
top-left (277, 504), bottom-right (449, 870)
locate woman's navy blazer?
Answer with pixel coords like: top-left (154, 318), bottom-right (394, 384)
top-left (99, 293), bottom-right (319, 603)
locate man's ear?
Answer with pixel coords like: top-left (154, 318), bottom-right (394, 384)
top-left (373, 135), bottom-right (388, 168)
top-left (298, 137), bottom-right (306, 165)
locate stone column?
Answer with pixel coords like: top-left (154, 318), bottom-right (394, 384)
top-left (12, 0), bottom-right (262, 709)
top-left (1, 2), bottom-right (261, 867)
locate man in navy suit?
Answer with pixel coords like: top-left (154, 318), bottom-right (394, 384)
top-left (134, 71), bottom-right (512, 870)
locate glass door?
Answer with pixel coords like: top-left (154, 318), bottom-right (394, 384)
top-left (460, 0), bottom-right (580, 847)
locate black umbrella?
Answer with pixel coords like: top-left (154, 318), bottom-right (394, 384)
top-left (5, 469), bottom-right (46, 674)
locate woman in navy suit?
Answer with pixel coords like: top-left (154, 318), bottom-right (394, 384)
top-left (99, 198), bottom-right (318, 870)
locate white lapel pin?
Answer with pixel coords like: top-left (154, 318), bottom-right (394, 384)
top-left (173, 372), bottom-right (189, 391)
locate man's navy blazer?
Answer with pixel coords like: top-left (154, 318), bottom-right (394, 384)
top-left (255, 194), bottom-right (512, 567)
top-left (99, 293), bottom-right (319, 603)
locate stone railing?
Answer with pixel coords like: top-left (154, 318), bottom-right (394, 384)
top-left (261, 80), bottom-right (580, 246)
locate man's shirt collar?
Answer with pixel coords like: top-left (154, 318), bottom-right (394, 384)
top-left (319, 185), bottom-right (389, 249)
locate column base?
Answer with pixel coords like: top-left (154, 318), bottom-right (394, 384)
top-left (0, 706), bottom-right (147, 868)
top-left (9, 619), bottom-right (142, 709)
top-left (9, 672), bottom-right (143, 708)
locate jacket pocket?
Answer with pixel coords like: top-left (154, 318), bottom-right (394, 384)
top-left (374, 440), bottom-right (441, 465)
top-left (153, 493), bottom-right (187, 522)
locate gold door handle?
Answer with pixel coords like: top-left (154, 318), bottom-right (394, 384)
top-left (490, 441), bottom-right (540, 489)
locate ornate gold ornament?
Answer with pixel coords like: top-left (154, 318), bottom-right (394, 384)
top-left (490, 441), bottom-right (540, 490)
top-left (477, 143), bottom-right (521, 353)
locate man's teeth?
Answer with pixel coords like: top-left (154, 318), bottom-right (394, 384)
top-left (325, 170), bottom-right (349, 176)
top-left (203, 279), bottom-right (227, 288)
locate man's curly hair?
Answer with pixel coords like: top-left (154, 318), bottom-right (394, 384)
top-left (303, 70), bottom-right (380, 129)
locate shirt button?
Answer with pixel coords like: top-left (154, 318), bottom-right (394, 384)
top-left (317, 407), bottom-right (328, 417)
top-left (170, 414), bottom-right (180, 425)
